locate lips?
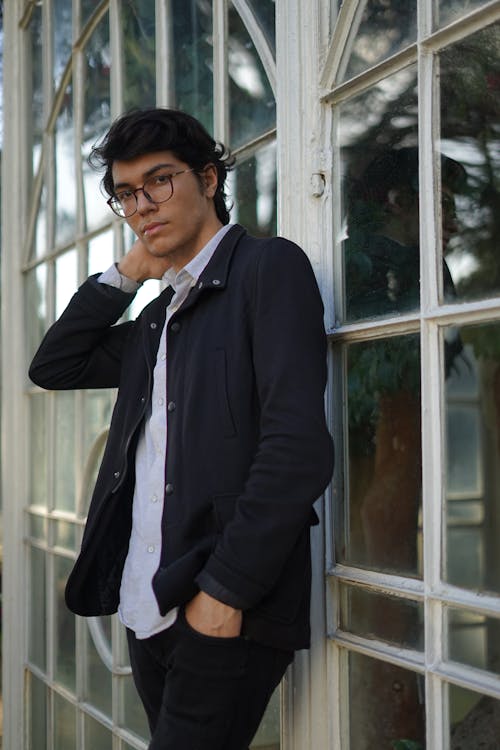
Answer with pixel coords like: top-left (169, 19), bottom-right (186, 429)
top-left (143, 222), bottom-right (165, 236)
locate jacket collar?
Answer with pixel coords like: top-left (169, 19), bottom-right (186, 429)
top-left (170, 224), bottom-right (247, 319)
top-left (195, 223), bottom-right (247, 291)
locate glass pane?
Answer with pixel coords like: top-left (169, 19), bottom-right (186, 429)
top-left (444, 321), bottom-right (500, 595)
top-left (448, 607), bottom-right (500, 674)
top-left (25, 264), bottom-right (48, 365)
top-left (82, 0), bottom-right (102, 27)
top-left (340, 584), bottom-right (424, 651)
top-left (85, 714), bottom-right (113, 749)
top-left (29, 546), bottom-right (46, 671)
top-left (439, 23), bottom-right (500, 304)
top-left (250, 688), bottom-right (280, 749)
top-left (34, 183), bottom-right (48, 259)
top-left (349, 651), bottom-right (425, 749)
top-left (55, 248), bottom-right (78, 318)
top-left (29, 393), bottom-right (48, 509)
top-left (54, 390), bottom-right (76, 512)
top-left (341, 1), bottom-right (417, 82)
top-left (29, 3), bottom-right (44, 175)
top-left (53, 0), bottom-right (73, 91)
top-left (439, 0), bottom-right (492, 27)
top-left (54, 692), bottom-right (76, 750)
top-left (171, 0), bottom-right (213, 132)
top-left (243, 0), bottom-right (276, 54)
top-left (229, 141), bottom-right (277, 237)
top-left (83, 390), bottom-right (114, 460)
top-left (229, 5), bottom-right (276, 149)
top-left (85, 618), bottom-right (112, 717)
top-left (88, 230), bottom-right (114, 276)
top-left (120, 673), bottom-right (149, 740)
top-left (53, 520), bottom-right (77, 551)
top-left (341, 66), bottom-right (419, 322)
top-left (29, 513), bottom-right (48, 542)
top-left (55, 555), bottom-right (76, 691)
top-left (122, 0), bottom-right (156, 110)
top-left (339, 334), bottom-right (422, 577)
top-left (450, 684), bottom-right (500, 747)
top-left (55, 83), bottom-right (77, 246)
top-left (28, 673), bottom-right (47, 750)
top-left (82, 14), bottom-right (111, 232)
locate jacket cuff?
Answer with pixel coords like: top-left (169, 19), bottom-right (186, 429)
top-left (196, 557), bottom-right (266, 610)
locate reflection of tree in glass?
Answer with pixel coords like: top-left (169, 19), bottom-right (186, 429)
top-left (171, 0), bottom-right (214, 133)
top-left (122, 1), bottom-right (156, 112)
top-left (440, 24), bottom-right (500, 300)
top-left (344, 1), bottom-right (417, 80)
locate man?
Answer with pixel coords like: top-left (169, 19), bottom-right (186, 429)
top-left (29, 108), bottom-right (334, 750)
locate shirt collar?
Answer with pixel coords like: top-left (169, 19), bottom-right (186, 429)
top-left (163, 224), bottom-right (234, 291)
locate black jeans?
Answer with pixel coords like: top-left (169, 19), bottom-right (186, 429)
top-left (126, 609), bottom-right (294, 750)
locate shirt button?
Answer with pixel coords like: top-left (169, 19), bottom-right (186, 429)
top-left (158, 397), bottom-right (164, 406)
top-left (161, 353), bottom-right (166, 361)
top-left (151, 494), bottom-right (158, 503)
top-left (147, 545), bottom-right (155, 553)
top-left (167, 401), bottom-right (176, 412)
top-left (165, 483), bottom-right (174, 495)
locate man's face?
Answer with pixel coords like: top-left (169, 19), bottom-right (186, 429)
top-left (111, 150), bottom-right (222, 272)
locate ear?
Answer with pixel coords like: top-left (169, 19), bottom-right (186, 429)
top-left (386, 187), bottom-right (414, 215)
top-left (203, 163), bottom-right (219, 198)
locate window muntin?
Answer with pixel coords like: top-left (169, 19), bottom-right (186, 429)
top-left (438, 22), bottom-right (500, 304)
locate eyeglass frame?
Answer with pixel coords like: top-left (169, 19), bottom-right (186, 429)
top-left (106, 168), bottom-right (196, 218)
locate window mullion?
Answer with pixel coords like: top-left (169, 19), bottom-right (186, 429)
top-left (213, 0), bottom-right (229, 143)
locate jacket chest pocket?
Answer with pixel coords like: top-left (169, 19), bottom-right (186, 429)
top-left (214, 349), bottom-right (237, 438)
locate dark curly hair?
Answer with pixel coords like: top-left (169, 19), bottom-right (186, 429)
top-left (89, 108), bottom-right (234, 224)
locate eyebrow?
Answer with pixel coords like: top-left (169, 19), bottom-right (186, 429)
top-left (113, 162), bottom-right (178, 191)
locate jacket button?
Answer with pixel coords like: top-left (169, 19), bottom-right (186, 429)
top-left (165, 483), bottom-right (174, 495)
top-left (114, 471), bottom-right (120, 479)
top-left (150, 322), bottom-right (157, 329)
top-left (171, 321), bottom-right (181, 333)
top-left (212, 279), bottom-right (221, 286)
top-left (167, 401), bottom-right (176, 412)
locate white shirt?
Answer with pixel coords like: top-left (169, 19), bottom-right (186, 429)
top-left (98, 224), bottom-right (233, 638)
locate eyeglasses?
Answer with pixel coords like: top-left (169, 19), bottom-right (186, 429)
top-left (107, 169), bottom-right (195, 218)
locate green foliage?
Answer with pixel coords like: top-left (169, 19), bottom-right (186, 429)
top-left (392, 741), bottom-right (423, 750)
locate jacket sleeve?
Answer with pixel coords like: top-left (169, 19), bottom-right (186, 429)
top-left (196, 238), bottom-right (334, 609)
top-left (29, 275), bottom-right (137, 390)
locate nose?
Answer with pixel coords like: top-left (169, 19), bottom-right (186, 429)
top-left (136, 188), bottom-right (157, 214)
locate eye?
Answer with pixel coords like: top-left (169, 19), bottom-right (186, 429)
top-left (151, 174), bottom-right (171, 186)
top-left (116, 189), bottom-right (134, 201)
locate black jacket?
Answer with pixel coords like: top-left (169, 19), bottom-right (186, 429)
top-left (29, 225), bottom-right (334, 650)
